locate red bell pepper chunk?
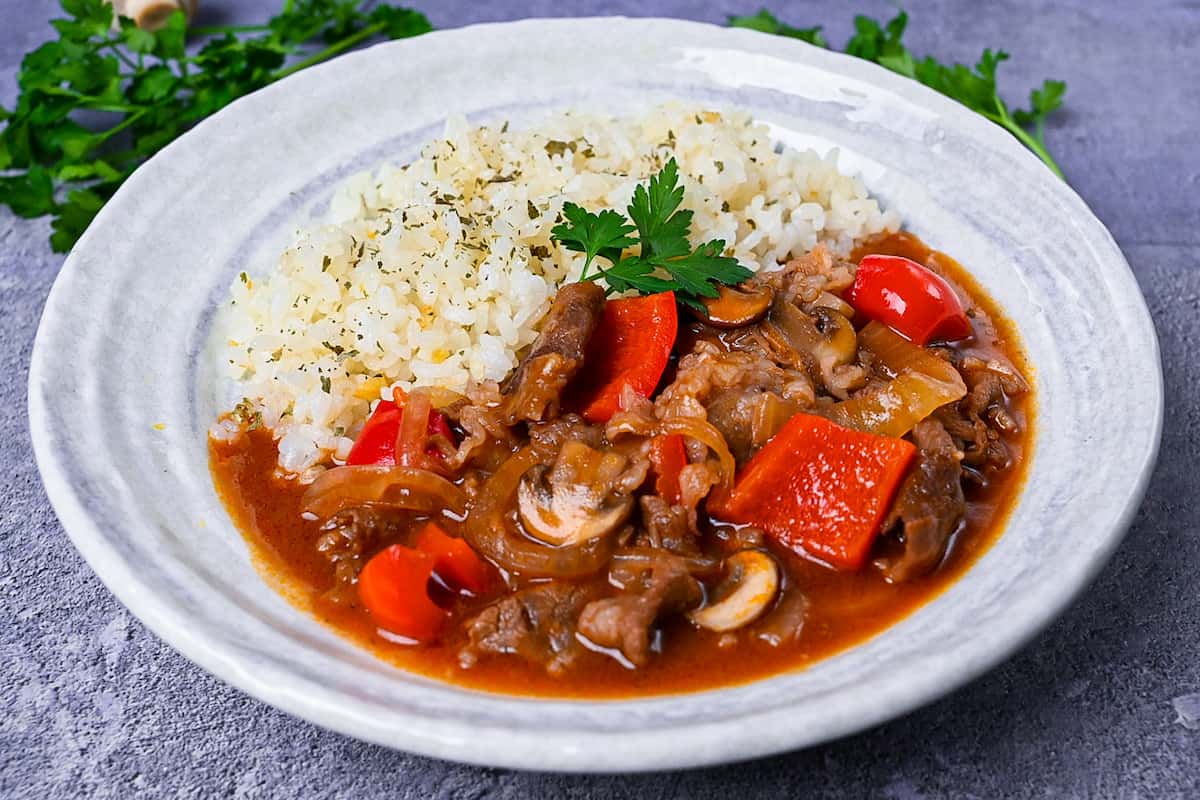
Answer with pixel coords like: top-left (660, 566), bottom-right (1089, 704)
top-left (709, 412), bottom-right (916, 570)
top-left (566, 291), bottom-right (678, 423)
top-left (412, 522), bottom-right (491, 595)
top-left (845, 254), bottom-right (972, 346)
top-left (357, 544), bottom-right (447, 641)
top-left (345, 399), bottom-right (455, 467)
top-left (649, 434), bottom-right (688, 505)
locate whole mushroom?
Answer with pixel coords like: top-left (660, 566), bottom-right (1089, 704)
top-left (108, 0), bottom-right (197, 31)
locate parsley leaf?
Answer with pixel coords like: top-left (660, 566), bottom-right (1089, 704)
top-left (628, 158), bottom-right (693, 260)
top-left (730, 8), bottom-right (1068, 179)
top-left (1013, 78), bottom-right (1066, 138)
top-left (658, 239), bottom-right (753, 300)
top-left (598, 258), bottom-right (679, 298)
top-left (550, 204), bottom-right (637, 278)
top-left (0, 1), bottom-right (433, 252)
top-left (550, 159), bottom-right (753, 310)
top-left (728, 10), bottom-right (827, 48)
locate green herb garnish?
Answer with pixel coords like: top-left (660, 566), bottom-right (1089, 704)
top-left (551, 159), bottom-right (753, 311)
top-left (0, 0), bottom-right (431, 252)
top-left (231, 397), bottom-right (263, 430)
top-left (727, 9), bottom-right (828, 47)
top-left (2, 3), bottom-right (1070, 255)
top-left (729, 9), bottom-right (1068, 178)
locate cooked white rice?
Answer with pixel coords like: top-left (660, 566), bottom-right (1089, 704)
top-left (215, 104), bottom-right (900, 474)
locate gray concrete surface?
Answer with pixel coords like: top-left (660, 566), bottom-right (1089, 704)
top-left (2, 0), bottom-right (1197, 796)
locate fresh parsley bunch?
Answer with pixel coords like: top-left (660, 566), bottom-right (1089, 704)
top-left (551, 159), bottom-right (754, 311)
top-left (0, 0), bottom-right (431, 251)
top-left (730, 9), bottom-right (1068, 178)
top-left (0, 3), bottom-right (1072, 256)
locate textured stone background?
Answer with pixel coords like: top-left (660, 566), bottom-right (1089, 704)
top-left (2, 0), bottom-right (1198, 797)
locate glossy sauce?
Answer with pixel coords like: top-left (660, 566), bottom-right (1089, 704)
top-left (210, 233), bottom-right (1033, 698)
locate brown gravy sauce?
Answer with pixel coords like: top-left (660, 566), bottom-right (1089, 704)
top-left (209, 233), bottom-right (1034, 698)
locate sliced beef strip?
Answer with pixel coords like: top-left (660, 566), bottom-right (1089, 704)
top-left (963, 365), bottom-right (1024, 435)
top-left (633, 495), bottom-right (701, 555)
top-left (878, 419), bottom-right (966, 582)
top-left (502, 281), bottom-right (605, 422)
top-left (444, 381), bottom-right (517, 471)
top-left (316, 506), bottom-right (408, 601)
top-left (935, 362), bottom-right (1024, 473)
top-left (762, 244), bottom-right (856, 304)
top-left (704, 387), bottom-right (775, 464)
top-left (458, 581), bottom-right (600, 677)
top-left (576, 557), bottom-right (702, 666)
top-left (527, 414), bottom-right (605, 451)
top-left (654, 339), bottom-right (813, 464)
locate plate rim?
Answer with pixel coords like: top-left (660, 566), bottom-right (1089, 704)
top-left (28, 15), bottom-right (1163, 772)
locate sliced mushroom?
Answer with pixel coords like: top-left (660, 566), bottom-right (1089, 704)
top-left (518, 469), bottom-right (632, 547)
top-left (699, 283), bottom-right (775, 329)
top-left (688, 550), bottom-right (780, 632)
top-left (811, 307), bottom-right (857, 367)
top-left (516, 440), bottom-right (640, 547)
top-left (763, 300), bottom-right (864, 397)
top-left (765, 299), bottom-right (820, 364)
top-left (811, 289), bottom-right (857, 320)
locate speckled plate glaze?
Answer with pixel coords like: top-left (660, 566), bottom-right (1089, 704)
top-left (29, 18), bottom-right (1162, 772)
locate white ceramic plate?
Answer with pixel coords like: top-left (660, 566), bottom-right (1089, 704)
top-left (29, 18), bottom-right (1161, 772)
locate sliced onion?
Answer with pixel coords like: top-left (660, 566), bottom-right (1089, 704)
top-left (301, 465), bottom-right (466, 520)
top-left (860, 320), bottom-right (964, 386)
top-left (461, 444), bottom-right (615, 578)
top-left (611, 548), bottom-right (722, 575)
top-left (395, 387), bottom-right (434, 469)
top-left (749, 392), bottom-right (801, 451)
top-left (424, 386), bottom-right (466, 408)
top-left (658, 416), bottom-right (737, 489)
top-left (826, 322), bottom-right (966, 438)
top-left (812, 290), bottom-right (856, 319)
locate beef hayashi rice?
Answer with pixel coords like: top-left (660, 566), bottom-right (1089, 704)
top-left (210, 107), bottom-right (1031, 696)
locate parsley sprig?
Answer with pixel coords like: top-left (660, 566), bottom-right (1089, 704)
top-left (730, 9), bottom-right (1068, 178)
top-left (1, 4), bottom-right (1071, 255)
top-left (550, 159), bottom-right (753, 311)
top-left (0, 0), bottom-right (431, 252)
top-left (726, 9), bottom-right (828, 47)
